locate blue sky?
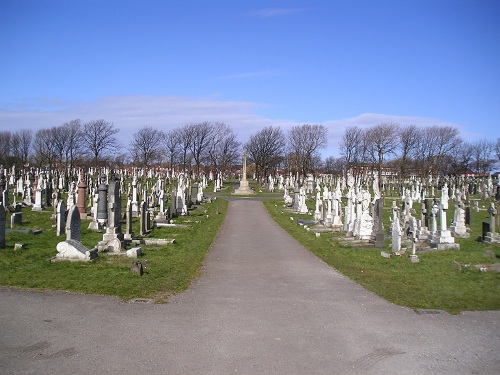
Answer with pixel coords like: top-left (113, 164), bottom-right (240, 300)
top-left (1, 0), bottom-right (499, 157)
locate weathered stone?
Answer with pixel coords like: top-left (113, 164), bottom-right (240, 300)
top-left (131, 261), bottom-right (143, 276)
top-left (126, 247), bottom-right (142, 258)
top-left (55, 239), bottom-right (98, 261)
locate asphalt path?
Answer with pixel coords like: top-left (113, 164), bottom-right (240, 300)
top-left (1, 199), bottom-right (499, 374)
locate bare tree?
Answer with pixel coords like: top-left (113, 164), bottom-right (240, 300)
top-left (129, 126), bottom-right (163, 168)
top-left (496, 137), bottom-right (500, 163)
top-left (324, 156), bottom-right (345, 175)
top-left (164, 129), bottom-right (181, 170)
top-left (339, 126), bottom-right (365, 177)
top-left (207, 123), bottom-right (240, 173)
top-left (63, 120), bottom-right (83, 169)
top-left (396, 125), bottom-right (420, 179)
top-left (0, 131), bottom-right (11, 165)
top-left (18, 129), bottom-right (32, 165)
top-left (245, 126), bottom-right (285, 183)
top-left (470, 139), bottom-right (495, 174)
top-left (365, 123), bottom-right (400, 187)
top-left (82, 120), bottom-right (120, 168)
top-left (189, 122), bottom-right (215, 175)
top-left (178, 124), bottom-right (195, 172)
top-left (288, 124), bottom-right (328, 177)
top-left (32, 128), bottom-right (58, 168)
top-left (450, 141), bottom-right (473, 175)
top-left (9, 129), bottom-right (33, 165)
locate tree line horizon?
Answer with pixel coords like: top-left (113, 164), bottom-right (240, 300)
top-left (0, 120), bottom-right (499, 181)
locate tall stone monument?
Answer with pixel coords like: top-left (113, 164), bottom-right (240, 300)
top-left (234, 151), bottom-right (255, 195)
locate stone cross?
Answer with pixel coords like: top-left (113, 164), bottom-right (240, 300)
top-left (488, 203), bottom-right (497, 234)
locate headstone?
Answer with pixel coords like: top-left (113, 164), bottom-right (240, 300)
top-left (96, 176), bottom-right (108, 225)
top-left (0, 202), bottom-right (5, 249)
top-left (10, 203), bottom-right (23, 228)
top-left (77, 174), bottom-right (87, 219)
top-left (55, 239), bottom-right (97, 261)
top-left (56, 200), bottom-right (66, 236)
top-left (140, 201), bottom-right (148, 236)
top-left (124, 199), bottom-right (134, 241)
top-left (65, 205), bottom-right (81, 242)
top-left (482, 222), bottom-right (490, 241)
top-left (465, 206), bottom-right (471, 226)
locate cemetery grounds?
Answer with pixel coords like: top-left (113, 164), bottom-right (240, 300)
top-left (1, 179), bottom-right (499, 314)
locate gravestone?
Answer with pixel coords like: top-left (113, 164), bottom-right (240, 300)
top-left (10, 203), bottom-right (23, 228)
top-left (56, 200), bottom-right (66, 237)
top-left (140, 201), bottom-right (148, 236)
top-left (483, 203), bottom-right (500, 243)
top-left (0, 173), bottom-right (5, 205)
top-left (124, 199), bottom-right (134, 241)
top-left (56, 239), bottom-right (97, 261)
top-left (65, 205), bottom-right (81, 242)
top-left (96, 176), bottom-right (108, 225)
top-left (482, 222), bottom-right (490, 241)
top-left (373, 198), bottom-right (385, 248)
top-left (77, 174), bottom-right (87, 219)
top-left (465, 206), bottom-right (471, 226)
top-left (0, 202), bottom-right (5, 249)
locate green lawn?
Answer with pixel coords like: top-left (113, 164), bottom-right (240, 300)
top-left (1, 194), bottom-right (227, 302)
top-left (263, 197), bottom-right (500, 314)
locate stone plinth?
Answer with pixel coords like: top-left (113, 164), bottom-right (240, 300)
top-left (484, 232), bottom-right (500, 244)
top-left (431, 230), bottom-right (460, 250)
top-left (234, 180), bottom-right (255, 195)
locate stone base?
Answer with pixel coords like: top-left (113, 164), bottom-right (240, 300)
top-left (483, 232), bottom-right (500, 244)
top-left (234, 180), bottom-right (255, 195)
top-left (450, 226), bottom-right (470, 238)
top-left (433, 243), bottom-right (460, 251)
top-left (87, 221), bottom-right (104, 231)
top-left (409, 254), bottom-right (420, 263)
top-left (297, 204), bottom-right (309, 214)
top-left (431, 230), bottom-right (456, 245)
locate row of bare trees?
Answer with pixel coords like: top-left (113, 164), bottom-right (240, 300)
top-left (129, 122), bottom-right (241, 173)
top-left (334, 123), bottom-right (500, 179)
top-left (244, 124), bottom-right (328, 182)
top-left (0, 120), bottom-right (120, 170)
top-left (0, 129), bottom-right (33, 166)
top-left (1, 120), bottom-right (498, 179)
top-left (1, 121), bottom-right (241, 174)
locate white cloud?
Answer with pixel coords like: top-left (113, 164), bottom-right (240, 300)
top-left (0, 96), bottom-right (471, 159)
top-left (322, 113), bottom-right (468, 157)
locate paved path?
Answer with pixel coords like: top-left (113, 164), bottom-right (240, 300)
top-left (1, 199), bottom-right (499, 374)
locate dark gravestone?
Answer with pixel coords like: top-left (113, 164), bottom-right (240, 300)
top-left (424, 199), bottom-right (431, 228)
top-left (0, 202), bottom-right (5, 248)
top-left (496, 186), bottom-right (500, 201)
top-left (170, 189), bottom-right (177, 218)
top-left (465, 206), bottom-right (471, 226)
top-left (190, 184), bottom-right (199, 205)
top-left (97, 177), bottom-right (108, 224)
top-left (482, 222), bottom-right (490, 240)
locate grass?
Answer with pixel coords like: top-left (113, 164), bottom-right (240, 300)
top-left (1, 192), bottom-right (227, 303)
top-left (263, 197), bottom-right (500, 314)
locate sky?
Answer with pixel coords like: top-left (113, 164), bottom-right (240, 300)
top-left (1, 0), bottom-right (499, 158)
